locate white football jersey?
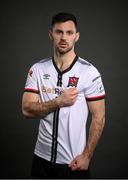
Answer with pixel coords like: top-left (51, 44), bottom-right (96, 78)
top-left (24, 56), bottom-right (106, 164)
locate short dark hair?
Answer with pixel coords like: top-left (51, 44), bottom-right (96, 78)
top-left (51, 12), bottom-right (77, 29)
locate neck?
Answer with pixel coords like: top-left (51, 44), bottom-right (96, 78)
top-left (54, 50), bottom-right (76, 71)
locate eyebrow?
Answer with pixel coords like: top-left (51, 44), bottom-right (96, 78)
top-left (55, 29), bottom-right (75, 33)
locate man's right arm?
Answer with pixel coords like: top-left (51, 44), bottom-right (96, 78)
top-left (22, 88), bottom-right (78, 118)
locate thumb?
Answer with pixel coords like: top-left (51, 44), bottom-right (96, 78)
top-left (69, 158), bottom-right (77, 168)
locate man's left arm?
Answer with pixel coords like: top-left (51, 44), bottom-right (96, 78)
top-left (69, 99), bottom-right (105, 171)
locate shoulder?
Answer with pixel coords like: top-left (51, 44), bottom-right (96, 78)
top-left (77, 57), bottom-right (92, 66)
top-left (30, 57), bottom-right (52, 69)
top-left (78, 57), bottom-right (101, 82)
top-left (77, 57), bottom-right (100, 74)
top-left (38, 57), bottom-right (52, 64)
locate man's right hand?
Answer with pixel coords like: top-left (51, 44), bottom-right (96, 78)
top-left (56, 88), bottom-right (78, 107)
top-left (22, 88), bottom-right (78, 118)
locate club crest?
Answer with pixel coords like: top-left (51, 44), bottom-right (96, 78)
top-left (67, 76), bottom-right (79, 87)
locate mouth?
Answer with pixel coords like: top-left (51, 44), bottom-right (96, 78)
top-left (58, 42), bottom-right (68, 47)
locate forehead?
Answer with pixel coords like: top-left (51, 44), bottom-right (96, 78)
top-left (52, 20), bottom-right (76, 31)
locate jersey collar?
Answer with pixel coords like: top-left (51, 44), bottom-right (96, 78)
top-left (52, 55), bottom-right (78, 75)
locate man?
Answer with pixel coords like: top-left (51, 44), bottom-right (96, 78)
top-left (22, 12), bottom-right (106, 178)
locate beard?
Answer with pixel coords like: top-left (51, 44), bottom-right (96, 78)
top-left (57, 46), bottom-right (73, 54)
top-left (55, 41), bottom-right (75, 54)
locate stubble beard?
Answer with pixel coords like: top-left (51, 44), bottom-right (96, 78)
top-left (56, 44), bottom-right (74, 55)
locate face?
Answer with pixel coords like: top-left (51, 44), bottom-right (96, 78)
top-left (49, 21), bottom-right (80, 54)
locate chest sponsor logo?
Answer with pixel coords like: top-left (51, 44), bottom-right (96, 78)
top-left (42, 86), bottom-right (63, 96)
top-left (67, 76), bottom-right (79, 87)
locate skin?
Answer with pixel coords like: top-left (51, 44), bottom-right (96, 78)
top-left (49, 21), bottom-right (80, 70)
top-left (22, 20), bottom-right (105, 171)
top-left (69, 99), bottom-right (105, 171)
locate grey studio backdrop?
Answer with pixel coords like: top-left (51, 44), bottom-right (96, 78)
top-left (1, 0), bottom-right (128, 178)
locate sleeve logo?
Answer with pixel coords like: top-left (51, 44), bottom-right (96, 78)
top-left (28, 69), bottom-right (33, 77)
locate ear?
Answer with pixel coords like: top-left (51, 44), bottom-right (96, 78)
top-left (75, 32), bottom-right (80, 42)
top-left (48, 30), bottom-right (53, 41)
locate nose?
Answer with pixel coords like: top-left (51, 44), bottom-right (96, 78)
top-left (61, 32), bottom-right (67, 40)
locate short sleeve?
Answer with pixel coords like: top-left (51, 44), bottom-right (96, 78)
top-left (85, 65), bottom-right (106, 101)
top-left (24, 63), bottom-right (39, 94)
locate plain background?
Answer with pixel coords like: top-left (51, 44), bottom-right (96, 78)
top-left (1, 0), bottom-right (128, 178)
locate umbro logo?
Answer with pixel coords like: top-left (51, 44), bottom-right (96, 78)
top-left (43, 74), bottom-right (50, 80)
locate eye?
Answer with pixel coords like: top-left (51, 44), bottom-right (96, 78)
top-left (55, 30), bottom-right (63, 35)
top-left (67, 31), bottom-right (74, 35)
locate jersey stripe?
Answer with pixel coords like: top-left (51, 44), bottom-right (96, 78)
top-left (51, 71), bottom-right (63, 163)
top-left (86, 94), bottom-right (106, 101)
top-left (24, 88), bottom-right (39, 94)
top-left (51, 109), bottom-right (60, 162)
